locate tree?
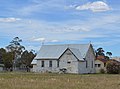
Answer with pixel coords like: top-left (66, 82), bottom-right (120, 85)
top-left (106, 52), bottom-right (112, 58)
top-left (3, 52), bottom-right (14, 70)
top-left (95, 47), bottom-right (105, 57)
top-left (105, 56), bottom-right (110, 60)
top-left (0, 48), bottom-right (14, 70)
top-left (19, 50), bottom-right (36, 71)
top-left (6, 37), bottom-right (25, 70)
top-left (0, 48), bottom-right (6, 64)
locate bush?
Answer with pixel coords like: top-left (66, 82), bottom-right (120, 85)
top-left (59, 68), bottom-right (67, 73)
top-left (100, 68), bottom-right (105, 74)
top-left (106, 61), bottom-right (120, 74)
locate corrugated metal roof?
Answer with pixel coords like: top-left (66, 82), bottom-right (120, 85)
top-left (34, 44), bottom-right (90, 60)
top-left (69, 48), bottom-right (83, 61)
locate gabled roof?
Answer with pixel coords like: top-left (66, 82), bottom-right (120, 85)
top-left (34, 44), bottom-right (91, 60)
top-left (69, 48), bottom-right (83, 61)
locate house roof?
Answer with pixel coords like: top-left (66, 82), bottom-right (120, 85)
top-left (96, 59), bottom-right (108, 63)
top-left (34, 44), bottom-right (90, 60)
top-left (69, 48), bottom-right (83, 60)
top-left (109, 59), bottom-right (120, 63)
top-left (112, 57), bottom-right (120, 62)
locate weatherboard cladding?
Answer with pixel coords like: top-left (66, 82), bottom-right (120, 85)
top-left (34, 44), bottom-right (90, 60)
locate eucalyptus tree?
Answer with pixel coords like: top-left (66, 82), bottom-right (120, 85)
top-left (106, 52), bottom-right (112, 58)
top-left (19, 50), bottom-right (36, 71)
top-left (6, 37), bottom-right (25, 70)
top-left (0, 48), bottom-right (14, 70)
top-left (0, 48), bottom-right (6, 64)
top-left (95, 47), bottom-right (105, 57)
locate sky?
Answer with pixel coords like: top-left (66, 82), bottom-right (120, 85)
top-left (0, 0), bottom-right (120, 57)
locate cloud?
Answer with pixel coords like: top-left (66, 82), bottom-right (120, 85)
top-left (76, 1), bottom-right (111, 12)
top-left (31, 37), bottom-right (45, 42)
top-left (51, 40), bottom-right (59, 42)
top-left (0, 14), bottom-right (120, 51)
top-left (0, 17), bottom-right (21, 22)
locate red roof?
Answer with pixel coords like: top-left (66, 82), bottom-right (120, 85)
top-left (96, 56), bottom-right (108, 63)
top-left (96, 59), bottom-right (108, 63)
top-left (96, 56), bottom-right (105, 60)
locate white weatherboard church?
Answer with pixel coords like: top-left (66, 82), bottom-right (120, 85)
top-left (31, 44), bottom-right (95, 74)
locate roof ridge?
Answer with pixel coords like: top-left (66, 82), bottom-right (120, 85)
top-left (42, 43), bottom-right (90, 46)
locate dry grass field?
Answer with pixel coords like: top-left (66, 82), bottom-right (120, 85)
top-left (0, 72), bottom-right (120, 89)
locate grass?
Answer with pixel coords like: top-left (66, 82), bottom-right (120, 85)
top-left (0, 72), bottom-right (120, 89)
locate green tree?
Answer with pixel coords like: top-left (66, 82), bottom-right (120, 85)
top-left (21, 50), bottom-right (36, 66)
top-left (106, 52), bottom-right (112, 58)
top-left (3, 52), bottom-right (14, 70)
top-left (19, 50), bottom-right (36, 71)
top-left (96, 47), bottom-right (105, 57)
top-left (6, 37), bottom-right (25, 70)
top-left (0, 48), bottom-right (6, 64)
top-left (0, 48), bottom-right (14, 70)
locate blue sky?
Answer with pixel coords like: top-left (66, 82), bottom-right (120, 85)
top-left (0, 0), bottom-right (120, 56)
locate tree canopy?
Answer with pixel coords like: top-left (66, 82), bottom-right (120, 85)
top-left (96, 47), bottom-right (112, 60)
top-left (0, 37), bottom-right (36, 71)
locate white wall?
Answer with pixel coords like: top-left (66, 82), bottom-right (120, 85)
top-left (95, 60), bottom-right (106, 73)
top-left (33, 60), bottom-right (59, 73)
top-left (78, 61), bottom-right (86, 73)
top-left (59, 49), bottom-right (79, 73)
top-left (0, 67), bottom-right (3, 71)
top-left (80, 46), bottom-right (95, 73)
top-left (32, 64), bottom-right (37, 72)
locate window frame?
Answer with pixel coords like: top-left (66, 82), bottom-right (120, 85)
top-left (41, 61), bottom-right (44, 67)
top-left (86, 60), bottom-right (88, 68)
top-left (98, 64), bottom-right (101, 67)
top-left (57, 60), bottom-right (59, 67)
top-left (49, 60), bottom-right (52, 67)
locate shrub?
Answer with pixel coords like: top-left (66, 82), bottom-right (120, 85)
top-left (106, 61), bottom-right (120, 74)
top-left (59, 68), bottom-right (67, 73)
top-left (100, 68), bottom-right (105, 74)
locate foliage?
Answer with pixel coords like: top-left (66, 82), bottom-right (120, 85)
top-left (6, 37), bottom-right (25, 70)
top-left (6, 37), bottom-right (25, 54)
top-left (106, 61), bottom-right (120, 74)
top-left (100, 68), bottom-right (105, 74)
top-left (96, 47), bottom-right (105, 57)
top-left (105, 56), bottom-right (110, 60)
top-left (19, 50), bottom-right (36, 68)
top-left (106, 52), bottom-right (112, 57)
top-left (59, 68), bottom-right (67, 73)
top-left (0, 48), bottom-right (6, 64)
top-left (3, 52), bottom-right (14, 69)
top-left (0, 37), bottom-right (36, 71)
top-left (0, 48), bottom-right (14, 69)
top-left (96, 47), bottom-right (113, 60)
